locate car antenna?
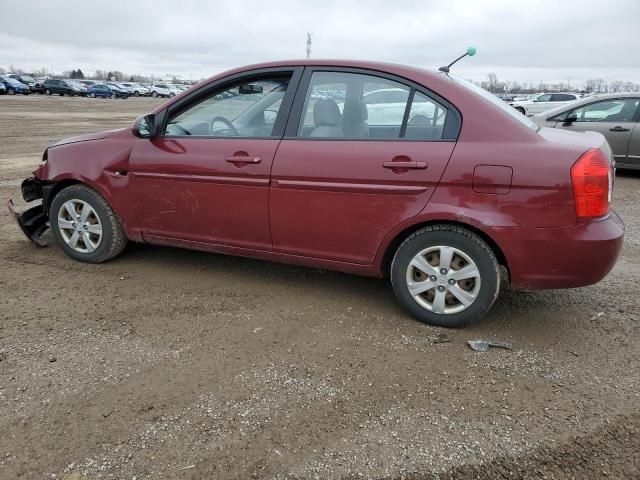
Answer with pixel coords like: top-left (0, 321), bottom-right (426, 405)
top-left (439, 47), bottom-right (477, 73)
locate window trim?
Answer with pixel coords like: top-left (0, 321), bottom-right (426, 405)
top-left (158, 66), bottom-right (304, 140)
top-left (283, 66), bottom-right (461, 142)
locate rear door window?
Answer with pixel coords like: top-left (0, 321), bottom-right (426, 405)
top-left (296, 71), bottom-right (451, 141)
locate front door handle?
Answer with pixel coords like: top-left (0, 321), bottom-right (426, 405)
top-left (382, 160), bottom-right (427, 169)
top-left (610, 126), bottom-right (630, 132)
top-left (225, 155), bottom-right (262, 164)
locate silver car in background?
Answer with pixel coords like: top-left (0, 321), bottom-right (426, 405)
top-left (532, 93), bottom-right (640, 170)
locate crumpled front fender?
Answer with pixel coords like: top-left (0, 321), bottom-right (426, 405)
top-left (7, 198), bottom-right (49, 247)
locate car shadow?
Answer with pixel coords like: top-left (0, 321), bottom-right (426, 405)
top-left (115, 242), bottom-right (594, 340)
top-left (616, 168), bottom-right (640, 178)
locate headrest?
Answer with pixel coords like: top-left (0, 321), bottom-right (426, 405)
top-left (313, 99), bottom-right (341, 127)
top-left (343, 100), bottom-right (368, 124)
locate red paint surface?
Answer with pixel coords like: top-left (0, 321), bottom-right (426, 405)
top-left (32, 59), bottom-right (624, 289)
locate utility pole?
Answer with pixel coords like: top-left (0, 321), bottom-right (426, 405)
top-left (306, 33), bottom-right (312, 59)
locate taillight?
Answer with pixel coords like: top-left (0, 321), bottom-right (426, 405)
top-left (570, 149), bottom-right (611, 219)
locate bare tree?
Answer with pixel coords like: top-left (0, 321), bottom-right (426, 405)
top-left (609, 80), bottom-right (625, 93)
top-left (487, 72), bottom-right (499, 93)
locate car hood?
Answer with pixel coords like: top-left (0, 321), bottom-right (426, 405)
top-left (50, 130), bottom-right (120, 148)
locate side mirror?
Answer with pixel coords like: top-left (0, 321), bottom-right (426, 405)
top-left (264, 109), bottom-right (277, 125)
top-left (563, 112), bottom-right (578, 126)
top-left (132, 114), bottom-right (156, 138)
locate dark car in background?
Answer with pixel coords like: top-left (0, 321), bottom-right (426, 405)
top-left (0, 76), bottom-right (31, 95)
top-left (106, 84), bottom-right (129, 98)
top-left (8, 74), bottom-right (38, 91)
top-left (43, 79), bottom-right (84, 96)
top-left (88, 84), bottom-right (116, 98)
top-left (0, 82), bottom-right (6, 95)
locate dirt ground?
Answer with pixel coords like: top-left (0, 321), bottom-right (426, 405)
top-left (1, 95), bottom-right (639, 480)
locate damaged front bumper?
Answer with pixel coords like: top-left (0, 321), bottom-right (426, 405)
top-left (7, 177), bottom-right (50, 247)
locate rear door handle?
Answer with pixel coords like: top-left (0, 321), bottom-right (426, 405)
top-left (610, 126), bottom-right (630, 132)
top-left (382, 161), bottom-right (427, 169)
top-left (225, 155), bottom-right (262, 164)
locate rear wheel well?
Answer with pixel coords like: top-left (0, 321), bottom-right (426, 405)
top-left (381, 220), bottom-right (509, 279)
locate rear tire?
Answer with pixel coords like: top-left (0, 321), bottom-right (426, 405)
top-left (50, 185), bottom-right (127, 263)
top-left (8, 88), bottom-right (15, 95)
top-left (89, 92), bottom-right (96, 98)
top-left (151, 91), bottom-right (158, 97)
top-left (134, 91), bottom-right (139, 97)
top-left (390, 225), bottom-right (500, 328)
top-left (46, 89), bottom-right (51, 95)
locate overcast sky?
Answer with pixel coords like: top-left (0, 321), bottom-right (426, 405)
top-left (2, 0), bottom-right (639, 86)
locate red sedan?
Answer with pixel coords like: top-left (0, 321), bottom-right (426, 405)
top-left (9, 60), bottom-right (624, 327)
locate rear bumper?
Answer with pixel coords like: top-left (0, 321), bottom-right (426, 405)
top-left (491, 210), bottom-right (624, 289)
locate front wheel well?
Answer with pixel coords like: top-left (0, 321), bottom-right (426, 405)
top-left (42, 179), bottom-right (82, 214)
top-left (380, 220), bottom-right (509, 280)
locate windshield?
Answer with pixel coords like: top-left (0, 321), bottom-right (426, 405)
top-left (3, 77), bottom-right (22, 86)
top-left (21, 75), bottom-right (35, 82)
top-left (450, 75), bottom-right (540, 132)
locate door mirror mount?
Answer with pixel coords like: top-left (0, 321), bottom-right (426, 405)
top-left (563, 112), bottom-right (578, 126)
top-left (133, 114), bottom-right (156, 138)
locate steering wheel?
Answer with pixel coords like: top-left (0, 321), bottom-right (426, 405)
top-left (210, 116), bottom-right (240, 136)
top-left (168, 123), bottom-right (191, 136)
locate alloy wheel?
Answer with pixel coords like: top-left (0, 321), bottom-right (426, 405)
top-left (57, 199), bottom-right (103, 253)
top-left (406, 245), bottom-right (481, 314)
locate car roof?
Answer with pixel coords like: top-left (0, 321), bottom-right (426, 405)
top-left (152, 59), bottom-right (549, 143)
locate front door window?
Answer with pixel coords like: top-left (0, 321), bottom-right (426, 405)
top-left (165, 76), bottom-right (290, 138)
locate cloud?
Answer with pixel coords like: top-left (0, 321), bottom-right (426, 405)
top-left (1, 0), bottom-right (639, 84)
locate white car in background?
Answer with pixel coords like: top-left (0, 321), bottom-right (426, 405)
top-left (168, 84), bottom-right (184, 96)
top-left (509, 92), bottom-right (580, 116)
top-left (150, 83), bottom-right (175, 98)
top-left (363, 88), bottom-right (445, 125)
top-left (120, 82), bottom-right (149, 96)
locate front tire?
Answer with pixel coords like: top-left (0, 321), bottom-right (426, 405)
top-left (89, 92), bottom-right (96, 98)
top-left (390, 225), bottom-right (500, 327)
top-left (46, 89), bottom-right (51, 95)
top-left (8, 88), bottom-right (15, 95)
top-left (50, 185), bottom-right (127, 263)
top-left (515, 107), bottom-right (526, 115)
top-left (151, 91), bottom-right (158, 97)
